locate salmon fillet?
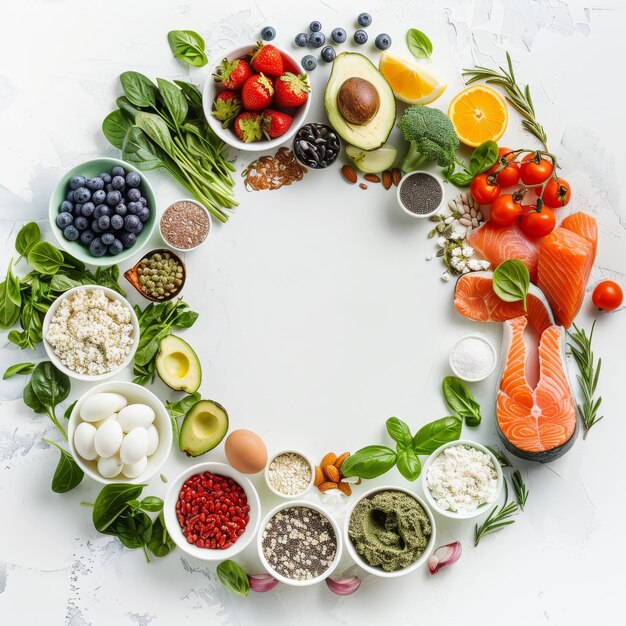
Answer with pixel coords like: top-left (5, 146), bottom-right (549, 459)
top-left (560, 212), bottom-right (598, 259)
top-left (497, 316), bottom-right (577, 459)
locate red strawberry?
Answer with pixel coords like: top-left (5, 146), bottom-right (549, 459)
top-left (274, 72), bottom-right (310, 108)
top-left (212, 90), bottom-right (242, 128)
top-left (261, 108), bottom-right (293, 139)
top-left (213, 57), bottom-right (252, 90)
top-left (233, 112), bottom-right (263, 143)
top-left (250, 42), bottom-right (284, 77)
top-left (280, 53), bottom-right (301, 76)
top-left (241, 73), bottom-right (274, 111)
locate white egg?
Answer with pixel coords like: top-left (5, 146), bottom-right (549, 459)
top-left (94, 419), bottom-right (124, 458)
top-left (74, 422), bottom-right (97, 461)
top-left (122, 456), bottom-right (148, 479)
top-left (80, 393), bottom-right (127, 423)
top-left (146, 424), bottom-right (159, 456)
top-left (117, 404), bottom-right (155, 433)
top-left (97, 454), bottom-right (123, 479)
top-left (120, 427), bottom-right (149, 465)
top-left (93, 414), bottom-right (117, 428)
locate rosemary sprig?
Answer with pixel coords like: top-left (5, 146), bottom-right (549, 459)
top-left (462, 51), bottom-right (548, 148)
top-left (474, 480), bottom-right (518, 546)
top-left (568, 322), bottom-right (603, 439)
top-left (486, 445), bottom-right (512, 468)
top-left (511, 470), bottom-right (529, 510)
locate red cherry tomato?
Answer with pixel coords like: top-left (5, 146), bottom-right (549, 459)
top-left (520, 153), bottom-right (554, 185)
top-left (540, 178), bottom-right (571, 208)
top-left (488, 147), bottom-right (520, 188)
top-left (519, 207), bottom-right (556, 238)
top-left (470, 173), bottom-right (501, 204)
top-left (490, 194), bottom-right (523, 226)
top-left (592, 280), bottom-right (624, 311)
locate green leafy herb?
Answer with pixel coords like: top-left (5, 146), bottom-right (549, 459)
top-left (3, 362), bottom-right (35, 379)
top-left (120, 71), bottom-right (157, 109)
top-left (442, 376), bottom-right (482, 427)
top-left (396, 445), bottom-right (421, 481)
top-left (486, 445), bottom-right (512, 468)
top-left (511, 470), bottom-right (528, 510)
top-left (167, 30), bottom-right (208, 67)
top-left (15, 222), bottom-right (41, 257)
top-left (492, 259), bottom-right (530, 311)
top-left (568, 322), bottom-right (603, 438)
top-left (102, 109), bottom-right (134, 149)
top-left (386, 417), bottom-right (412, 447)
top-left (138, 496), bottom-right (164, 512)
top-left (406, 28), bottom-right (433, 60)
top-left (26, 361), bottom-right (70, 439)
top-left (42, 438), bottom-right (84, 493)
top-left (443, 140), bottom-right (499, 187)
top-left (216, 560), bottom-right (250, 596)
top-left (27, 242), bottom-right (66, 275)
top-left (64, 400), bottom-right (77, 420)
top-left (412, 416), bottom-right (462, 454)
top-left (340, 445), bottom-right (397, 479)
top-left (474, 481), bottom-right (518, 546)
top-left (147, 512), bottom-right (176, 557)
top-left (165, 392), bottom-right (201, 444)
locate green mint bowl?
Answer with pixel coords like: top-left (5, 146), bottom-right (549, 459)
top-left (48, 157), bottom-right (157, 267)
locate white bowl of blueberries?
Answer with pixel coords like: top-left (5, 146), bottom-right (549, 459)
top-left (48, 158), bottom-right (156, 266)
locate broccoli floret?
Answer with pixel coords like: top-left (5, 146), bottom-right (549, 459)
top-left (397, 106), bottom-right (459, 172)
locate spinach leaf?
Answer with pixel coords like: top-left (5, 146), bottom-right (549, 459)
top-left (136, 112), bottom-right (176, 157)
top-left (3, 362), bottom-right (35, 379)
top-left (139, 496), bottom-right (164, 512)
top-left (406, 28), bottom-right (433, 60)
top-left (31, 361), bottom-right (70, 409)
top-left (92, 483), bottom-right (146, 533)
top-left (102, 109), bottom-right (134, 149)
top-left (386, 417), bottom-right (412, 447)
top-left (50, 274), bottom-right (83, 292)
top-left (166, 392), bottom-right (200, 444)
top-left (157, 78), bottom-right (188, 127)
top-left (412, 416), bottom-right (462, 454)
top-left (64, 400), bottom-right (77, 420)
top-left (0, 280), bottom-right (20, 329)
top-left (6, 261), bottom-right (21, 307)
top-left (147, 512), bottom-right (176, 557)
top-left (120, 71), bottom-right (157, 108)
top-left (174, 310), bottom-right (199, 328)
top-left (114, 511), bottom-right (153, 549)
top-left (167, 30), bottom-right (208, 68)
top-left (15, 222), bottom-right (41, 257)
top-left (396, 445), bottom-right (422, 481)
top-left (94, 265), bottom-right (126, 296)
top-left (116, 95), bottom-right (145, 119)
top-left (445, 171), bottom-right (474, 187)
top-left (43, 438), bottom-right (84, 493)
top-left (493, 259), bottom-right (530, 310)
top-left (216, 560), bottom-right (250, 596)
top-left (340, 445), bottom-right (397, 479)
top-left (27, 242), bottom-right (65, 275)
top-left (468, 140), bottom-right (499, 175)
top-left (442, 376), bottom-right (482, 427)
top-left (122, 126), bottom-right (168, 171)
top-left (23, 381), bottom-right (46, 413)
top-left (174, 80), bottom-right (204, 111)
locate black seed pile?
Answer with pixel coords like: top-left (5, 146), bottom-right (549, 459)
top-left (261, 506), bottom-right (337, 580)
top-left (399, 172), bottom-right (443, 215)
top-left (293, 123), bottom-right (340, 169)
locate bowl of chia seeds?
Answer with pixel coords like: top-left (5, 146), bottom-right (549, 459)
top-left (396, 170), bottom-right (445, 218)
top-left (292, 123), bottom-right (341, 169)
top-left (257, 501), bottom-right (342, 586)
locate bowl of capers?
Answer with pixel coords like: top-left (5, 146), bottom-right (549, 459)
top-left (124, 249), bottom-right (186, 302)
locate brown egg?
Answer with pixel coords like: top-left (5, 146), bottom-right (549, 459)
top-left (224, 429), bottom-right (267, 474)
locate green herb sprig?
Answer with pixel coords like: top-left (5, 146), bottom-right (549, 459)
top-left (474, 480), bottom-right (519, 546)
top-left (511, 470), bottom-right (529, 510)
top-left (486, 445), bottom-right (512, 468)
top-left (442, 376), bottom-right (482, 427)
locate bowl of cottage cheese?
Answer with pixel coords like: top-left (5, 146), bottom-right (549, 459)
top-left (43, 285), bottom-right (139, 381)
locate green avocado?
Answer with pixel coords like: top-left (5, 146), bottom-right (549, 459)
top-left (179, 399), bottom-right (229, 457)
top-left (324, 52), bottom-right (396, 151)
top-left (155, 335), bottom-right (201, 393)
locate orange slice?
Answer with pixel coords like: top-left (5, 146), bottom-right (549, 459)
top-left (448, 85), bottom-right (508, 147)
top-left (378, 52), bottom-right (447, 105)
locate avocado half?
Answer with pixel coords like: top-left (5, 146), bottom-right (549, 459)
top-left (155, 335), bottom-right (201, 393)
top-left (324, 52), bottom-right (396, 151)
top-left (179, 399), bottom-right (229, 457)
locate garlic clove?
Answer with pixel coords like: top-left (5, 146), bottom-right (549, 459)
top-left (248, 573), bottom-right (279, 592)
top-left (428, 541), bottom-right (462, 575)
top-left (326, 575), bottom-right (361, 596)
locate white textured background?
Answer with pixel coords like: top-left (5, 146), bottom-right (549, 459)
top-left (1, 1), bottom-right (625, 624)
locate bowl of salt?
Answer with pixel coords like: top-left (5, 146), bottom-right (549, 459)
top-left (449, 334), bottom-right (496, 382)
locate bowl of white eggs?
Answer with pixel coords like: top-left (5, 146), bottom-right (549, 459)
top-left (68, 381), bottom-right (172, 484)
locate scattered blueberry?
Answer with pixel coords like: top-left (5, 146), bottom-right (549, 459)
top-left (110, 214), bottom-right (124, 230)
top-left (98, 215), bottom-right (111, 230)
top-left (99, 172), bottom-right (112, 184)
top-left (63, 225), bottom-right (79, 241)
top-left (92, 189), bottom-right (106, 204)
top-left (101, 232), bottom-right (115, 246)
top-left (69, 175), bottom-right (86, 190)
top-left (374, 33), bottom-right (392, 50)
top-left (73, 187), bottom-right (91, 203)
top-left (115, 203), bottom-right (127, 216)
top-left (354, 29), bottom-right (368, 44)
top-left (111, 175), bottom-right (125, 190)
top-left (331, 27), bottom-right (347, 43)
top-left (86, 177), bottom-right (104, 191)
top-left (111, 166), bottom-right (125, 177)
top-left (295, 33), bottom-right (308, 47)
top-left (261, 26), bottom-right (276, 41)
top-left (89, 237), bottom-right (107, 257)
top-left (321, 46), bottom-right (336, 63)
top-left (309, 32), bottom-right (325, 48)
top-left (124, 214), bottom-right (141, 233)
top-left (310, 21), bottom-right (322, 32)
top-left (60, 200), bottom-right (73, 213)
top-left (81, 202), bottom-right (95, 217)
top-left (106, 190), bottom-right (122, 206)
top-left (80, 230), bottom-right (95, 245)
top-left (94, 205), bottom-right (110, 219)
top-left (125, 172), bottom-right (140, 188)
top-left (137, 207), bottom-right (150, 223)
top-left (357, 12), bottom-right (372, 27)
top-left (126, 187), bottom-right (141, 202)
top-left (301, 55), bottom-right (317, 71)
top-left (56, 212), bottom-right (73, 228)
top-left (119, 232), bottom-right (137, 249)
top-left (108, 239), bottom-right (124, 256)
top-left (74, 216), bottom-right (89, 231)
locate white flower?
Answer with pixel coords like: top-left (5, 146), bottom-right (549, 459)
top-left (468, 259), bottom-right (481, 271)
top-left (480, 260), bottom-right (491, 269)
top-left (462, 246), bottom-right (474, 257)
top-left (436, 236), bottom-right (446, 248)
top-left (441, 272), bottom-right (451, 282)
top-left (449, 231), bottom-right (462, 241)
top-left (462, 266), bottom-right (471, 274)
top-left (455, 259), bottom-right (467, 271)
top-left (451, 248), bottom-right (462, 257)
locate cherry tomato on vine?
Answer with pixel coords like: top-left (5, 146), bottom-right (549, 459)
top-left (488, 147), bottom-right (520, 188)
top-left (490, 194), bottom-right (524, 226)
top-left (519, 207), bottom-right (556, 238)
top-left (470, 173), bottom-right (501, 204)
top-left (592, 280), bottom-right (623, 311)
top-left (540, 178), bottom-right (571, 208)
top-left (520, 153), bottom-right (554, 185)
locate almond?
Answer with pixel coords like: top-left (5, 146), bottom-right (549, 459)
top-left (391, 168), bottom-right (402, 186)
top-left (364, 173), bottom-right (381, 183)
top-left (318, 481), bottom-right (340, 492)
top-left (334, 452), bottom-right (350, 471)
top-left (320, 452), bottom-right (337, 467)
top-left (337, 481), bottom-right (352, 496)
top-left (314, 466), bottom-right (324, 487)
top-left (341, 165), bottom-right (357, 184)
top-left (323, 464), bottom-right (340, 483)
top-left (382, 170), bottom-right (392, 190)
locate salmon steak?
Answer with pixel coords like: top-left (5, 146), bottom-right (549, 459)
top-left (497, 316), bottom-right (577, 461)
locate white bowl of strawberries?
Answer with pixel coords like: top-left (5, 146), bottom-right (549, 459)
top-left (204, 42), bottom-right (312, 151)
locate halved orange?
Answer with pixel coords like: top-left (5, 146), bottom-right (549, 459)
top-left (448, 85), bottom-right (508, 147)
top-left (378, 52), bottom-right (447, 105)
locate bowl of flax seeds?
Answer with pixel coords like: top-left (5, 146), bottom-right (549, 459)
top-left (159, 199), bottom-right (211, 252)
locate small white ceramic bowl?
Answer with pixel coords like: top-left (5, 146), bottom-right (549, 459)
top-left (203, 44), bottom-right (311, 152)
top-left (257, 500), bottom-right (342, 586)
top-left (164, 462), bottom-right (261, 562)
top-left (42, 285), bottom-right (139, 382)
top-left (449, 333), bottom-right (497, 382)
top-left (68, 381), bottom-right (172, 485)
top-left (158, 198), bottom-right (212, 253)
top-left (396, 170), bottom-right (445, 218)
top-left (421, 440), bottom-right (504, 520)
top-left (264, 450), bottom-right (315, 499)
top-left (344, 486), bottom-right (436, 578)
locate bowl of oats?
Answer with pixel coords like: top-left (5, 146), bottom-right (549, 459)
top-left (42, 285), bottom-right (140, 381)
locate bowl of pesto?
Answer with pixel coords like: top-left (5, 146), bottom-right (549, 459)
top-left (344, 486), bottom-right (436, 578)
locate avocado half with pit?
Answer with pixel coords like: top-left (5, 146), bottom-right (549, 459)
top-left (324, 52), bottom-right (396, 151)
top-left (155, 335), bottom-right (201, 393)
top-left (179, 399), bottom-right (229, 457)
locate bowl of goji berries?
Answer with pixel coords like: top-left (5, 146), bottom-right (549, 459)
top-left (204, 42), bottom-right (312, 151)
top-left (163, 461), bottom-right (261, 561)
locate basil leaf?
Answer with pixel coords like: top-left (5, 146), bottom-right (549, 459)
top-left (174, 310), bottom-right (199, 329)
top-left (148, 512), bottom-right (176, 557)
top-left (446, 172), bottom-right (474, 187)
top-left (0, 281), bottom-right (20, 329)
top-left (27, 242), bottom-right (65, 275)
top-left (15, 222), bottom-right (41, 256)
top-left (119, 71), bottom-right (157, 109)
top-left (92, 483), bottom-right (146, 533)
top-left (166, 393), bottom-right (200, 418)
top-left (386, 417), bottom-right (412, 447)
top-left (396, 445), bottom-right (422, 481)
top-left (216, 560), bottom-right (250, 597)
top-left (157, 78), bottom-right (188, 127)
top-left (43, 438), bottom-right (84, 493)
top-left (167, 30), bottom-right (208, 68)
top-left (340, 445), bottom-right (397, 479)
top-left (442, 376), bottom-right (482, 427)
top-left (140, 496), bottom-right (164, 512)
top-left (468, 140), bottom-right (499, 175)
top-left (3, 362), bottom-right (35, 379)
top-left (102, 109), bottom-right (134, 150)
top-left (493, 259), bottom-right (530, 310)
top-left (412, 416), bottom-right (462, 455)
top-left (6, 262), bottom-right (21, 307)
top-left (50, 274), bottom-right (83, 292)
top-left (406, 28), bottom-right (433, 60)
top-left (31, 361), bottom-right (70, 410)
